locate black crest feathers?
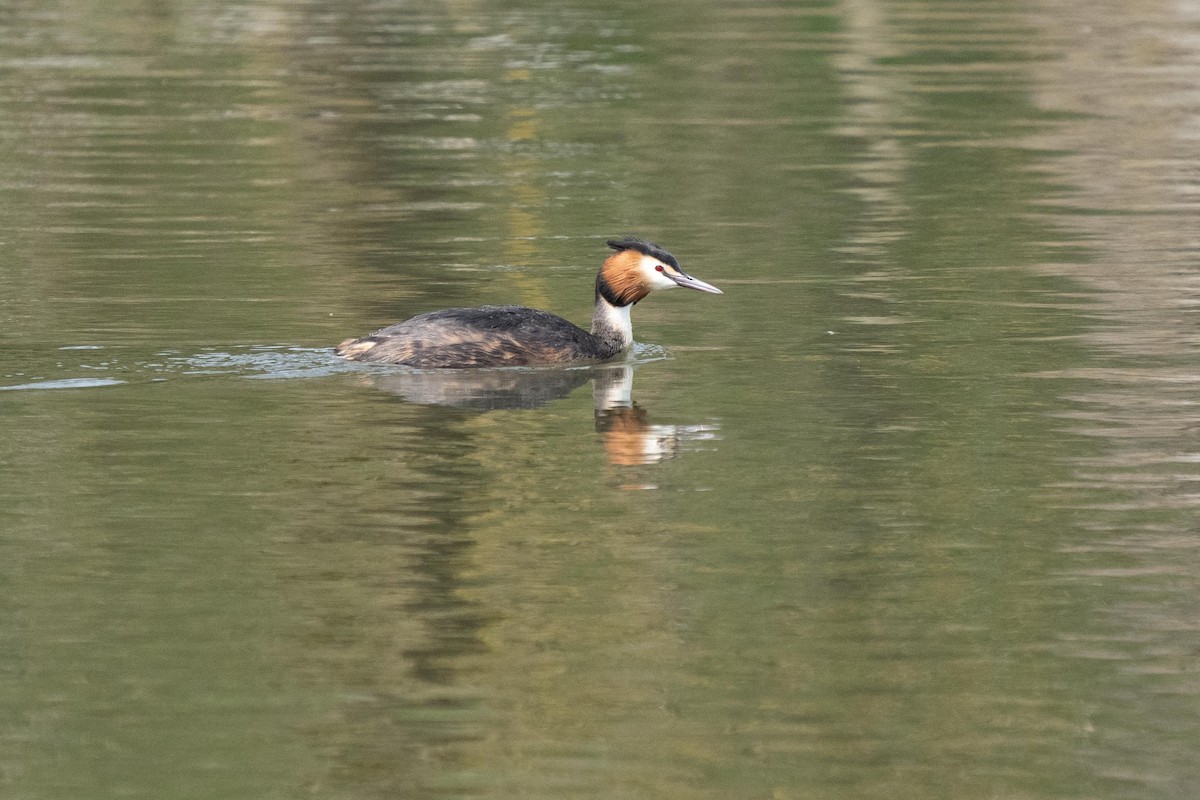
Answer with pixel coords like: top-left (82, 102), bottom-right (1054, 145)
top-left (605, 236), bottom-right (680, 270)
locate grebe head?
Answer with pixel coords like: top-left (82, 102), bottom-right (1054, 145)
top-left (597, 236), bottom-right (723, 307)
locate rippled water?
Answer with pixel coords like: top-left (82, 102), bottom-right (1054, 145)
top-left (4, 1), bottom-right (1200, 798)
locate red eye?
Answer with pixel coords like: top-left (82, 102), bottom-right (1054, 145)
top-left (655, 265), bottom-right (664, 272)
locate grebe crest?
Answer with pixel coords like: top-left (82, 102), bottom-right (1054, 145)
top-left (598, 237), bottom-right (687, 307)
top-left (336, 236), bottom-right (722, 368)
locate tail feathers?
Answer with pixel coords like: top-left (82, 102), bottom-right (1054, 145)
top-left (335, 337), bottom-right (379, 359)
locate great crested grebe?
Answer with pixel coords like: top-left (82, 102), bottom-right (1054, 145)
top-left (335, 237), bottom-right (722, 368)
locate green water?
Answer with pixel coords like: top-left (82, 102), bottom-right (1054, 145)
top-left (3, 1), bottom-right (1200, 798)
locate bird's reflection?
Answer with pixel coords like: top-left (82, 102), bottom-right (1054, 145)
top-left (592, 366), bottom-right (720, 466)
top-left (357, 363), bottom-right (719, 466)
top-left (367, 366), bottom-right (591, 410)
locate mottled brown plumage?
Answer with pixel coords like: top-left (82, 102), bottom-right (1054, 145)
top-left (337, 306), bottom-right (603, 367)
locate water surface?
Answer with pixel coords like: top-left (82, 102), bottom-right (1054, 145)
top-left (3, 1), bottom-right (1200, 798)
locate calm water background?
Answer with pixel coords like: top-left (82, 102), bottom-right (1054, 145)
top-left (3, 1), bottom-right (1200, 798)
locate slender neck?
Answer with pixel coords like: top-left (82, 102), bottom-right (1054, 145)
top-left (591, 294), bottom-right (634, 355)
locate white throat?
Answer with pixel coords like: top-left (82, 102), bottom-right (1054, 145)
top-left (592, 297), bottom-right (634, 350)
